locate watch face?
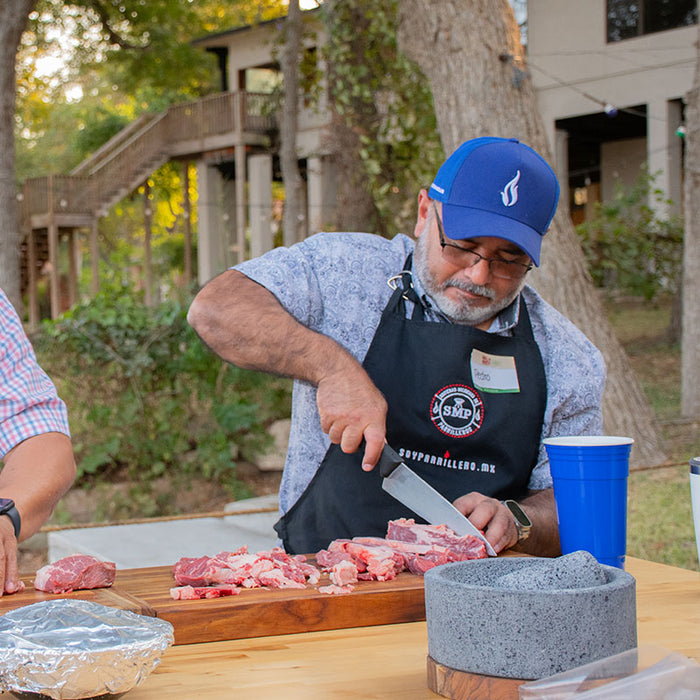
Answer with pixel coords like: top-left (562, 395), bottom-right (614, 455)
top-left (0, 498), bottom-right (13, 512)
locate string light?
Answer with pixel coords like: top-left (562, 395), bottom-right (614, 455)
top-left (528, 59), bottom-right (669, 123)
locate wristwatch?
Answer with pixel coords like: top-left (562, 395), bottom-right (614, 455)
top-left (0, 498), bottom-right (21, 539)
top-left (502, 499), bottom-right (531, 542)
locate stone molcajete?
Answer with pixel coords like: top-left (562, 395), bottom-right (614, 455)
top-left (424, 550), bottom-right (637, 680)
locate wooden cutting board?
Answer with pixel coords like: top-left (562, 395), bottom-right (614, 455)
top-left (114, 563), bottom-right (427, 645)
top-left (0, 564), bottom-right (427, 646)
top-left (0, 573), bottom-right (156, 617)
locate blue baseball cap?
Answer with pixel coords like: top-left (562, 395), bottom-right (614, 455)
top-left (428, 137), bottom-right (560, 266)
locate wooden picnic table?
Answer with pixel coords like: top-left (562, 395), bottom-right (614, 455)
top-left (1, 555), bottom-right (689, 699)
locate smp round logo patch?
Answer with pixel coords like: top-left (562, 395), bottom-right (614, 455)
top-left (430, 384), bottom-right (484, 438)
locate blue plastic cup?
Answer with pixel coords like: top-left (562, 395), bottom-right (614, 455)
top-left (543, 436), bottom-right (633, 569)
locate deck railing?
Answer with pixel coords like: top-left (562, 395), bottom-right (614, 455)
top-left (21, 90), bottom-right (278, 222)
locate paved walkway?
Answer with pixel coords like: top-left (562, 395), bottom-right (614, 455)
top-left (48, 495), bottom-right (280, 569)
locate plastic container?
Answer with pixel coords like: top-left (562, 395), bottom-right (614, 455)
top-left (519, 645), bottom-right (700, 699)
top-left (543, 436), bottom-right (633, 569)
top-left (690, 457), bottom-right (700, 566)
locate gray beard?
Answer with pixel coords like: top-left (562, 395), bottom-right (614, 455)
top-left (412, 224), bottom-right (525, 326)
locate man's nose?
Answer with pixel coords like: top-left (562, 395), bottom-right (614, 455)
top-left (465, 256), bottom-right (492, 285)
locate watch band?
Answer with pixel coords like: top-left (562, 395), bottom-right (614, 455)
top-left (0, 503), bottom-right (21, 539)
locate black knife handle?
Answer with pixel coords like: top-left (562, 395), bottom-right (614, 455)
top-left (378, 444), bottom-right (403, 478)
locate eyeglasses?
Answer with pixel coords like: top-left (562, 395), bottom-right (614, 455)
top-left (432, 203), bottom-right (533, 281)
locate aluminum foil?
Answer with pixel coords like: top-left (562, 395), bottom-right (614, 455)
top-left (0, 599), bottom-right (174, 700)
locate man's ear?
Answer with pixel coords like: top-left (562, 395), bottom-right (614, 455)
top-left (414, 189), bottom-right (431, 238)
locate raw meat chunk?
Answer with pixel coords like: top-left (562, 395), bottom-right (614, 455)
top-left (34, 554), bottom-right (116, 594)
top-left (329, 559), bottom-right (358, 587)
top-left (171, 547), bottom-right (321, 594)
top-left (170, 585), bottom-right (242, 600)
top-left (386, 518), bottom-right (487, 560)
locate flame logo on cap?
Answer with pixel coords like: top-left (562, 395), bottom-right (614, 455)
top-left (501, 170), bottom-right (521, 207)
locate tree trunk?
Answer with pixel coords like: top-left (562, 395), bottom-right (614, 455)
top-left (0, 0), bottom-right (35, 313)
top-left (397, 0), bottom-right (666, 467)
top-left (323, 110), bottom-right (380, 233)
top-left (320, 0), bottom-right (381, 234)
top-left (280, 0), bottom-right (304, 247)
top-left (681, 25), bottom-right (700, 419)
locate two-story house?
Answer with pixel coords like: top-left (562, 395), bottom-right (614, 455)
top-left (20, 2), bottom-right (696, 324)
top-left (529, 0), bottom-right (696, 222)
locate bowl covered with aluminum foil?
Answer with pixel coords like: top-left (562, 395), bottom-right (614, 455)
top-left (0, 599), bottom-right (174, 699)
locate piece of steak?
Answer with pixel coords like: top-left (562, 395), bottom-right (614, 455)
top-left (34, 554), bottom-right (116, 594)
top-left (386, 518), bottom-right (487, 560)
top-left (171, 547), bottom-right (322, 594)
top-left (328, 540), bottom-right (404, 581)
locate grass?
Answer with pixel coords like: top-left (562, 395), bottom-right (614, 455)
top-left (605, 296), bottom-right (699, 571)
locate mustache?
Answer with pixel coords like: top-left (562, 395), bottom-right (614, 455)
top-left (443, 279), bottom-right (496, 300)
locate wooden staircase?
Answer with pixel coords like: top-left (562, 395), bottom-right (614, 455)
top-left (19, 90), bottom-right (278, 305)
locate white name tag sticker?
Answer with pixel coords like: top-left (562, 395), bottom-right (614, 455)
top-left (470, 349), bottom-right (520, 393)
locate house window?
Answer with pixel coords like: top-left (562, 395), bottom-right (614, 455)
top-left (607, 0), bottom-right (697, 42)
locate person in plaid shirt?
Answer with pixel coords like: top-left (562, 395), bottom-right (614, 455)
top-left (0, 288), bottom-right (76, 595)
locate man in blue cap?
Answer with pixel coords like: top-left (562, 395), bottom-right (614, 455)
top-left (188, 137), bottom-right (605, 557)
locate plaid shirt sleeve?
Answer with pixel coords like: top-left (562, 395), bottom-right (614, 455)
top-left (0, 289), bottom-right (70, 457)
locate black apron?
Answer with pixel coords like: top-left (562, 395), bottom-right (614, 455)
top-left (275, 257), bottom-right (547, 554)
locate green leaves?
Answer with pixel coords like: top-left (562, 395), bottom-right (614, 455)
top-left (320, 0), bottom-right (444, 235)
top-left (36, 286), bottom-right (291, 489)
top-left (575, 170), bottom-right (683, 301)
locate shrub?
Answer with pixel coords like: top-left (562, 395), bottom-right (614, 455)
top-left (35, 285), bottom-right (291, 492)
top-left (575, 171), bottom-right (683, 300)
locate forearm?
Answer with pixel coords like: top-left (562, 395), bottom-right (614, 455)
top-left (188, 270), bottom-right (360, 384)
top-left (514, 488), bottom-right (561, 557)
top-left (1, 432), bottom-right (76, 541)
top-left (188, 269), bottom-right (388, 468)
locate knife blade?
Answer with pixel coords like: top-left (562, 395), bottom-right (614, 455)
top-left (379, 444), bottom-right (497, 556)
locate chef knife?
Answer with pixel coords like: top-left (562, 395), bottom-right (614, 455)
top-left (379, 444), bottom-right (497, 556)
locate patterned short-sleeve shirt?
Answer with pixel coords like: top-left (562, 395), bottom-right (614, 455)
top-left (0, 289), bottom-right (70, 457)
top-left (235, 232), bottom-right (606, 515)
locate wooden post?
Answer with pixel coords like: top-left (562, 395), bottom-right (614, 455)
top-left (90, 218), bottom-right (99, 296)
top-left (47, 176), bottom-right (61, 319)
top-left (67, 230), bottom-right (78, 308)
top-left (235, 93), bottom-right (247, 264)
top-left (27, 229), bottom-right (39, 331)
top-left (183, 163), bottom-right (192, 286)
top-left (144, 182), bottom-right (153, 307)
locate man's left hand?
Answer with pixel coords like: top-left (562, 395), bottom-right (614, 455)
top-left (452, 492), bottom-right (517, 554)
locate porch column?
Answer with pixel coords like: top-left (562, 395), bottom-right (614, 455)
top-left (307, 155), bottom-right (336, 237)
top-left (647, 99), bottom-right (683, 218)
top-left (249, 153), bottom-right (273, 259)
top-left (553, 129), bottom-right (569, 216)
top-left (195, 161), bottom-right (227, 284)
top-left (235, 145), bottom-right (247, 264)
top-left (222, 177), bottom-right (237, 268)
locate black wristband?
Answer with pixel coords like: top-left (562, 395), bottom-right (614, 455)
top-left (0, 501), bottom-right (21, 539)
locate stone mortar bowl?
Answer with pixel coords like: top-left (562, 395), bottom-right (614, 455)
top-left (424, 551), bottom-right (637, 680)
